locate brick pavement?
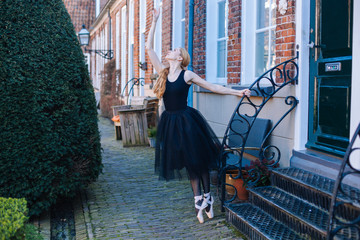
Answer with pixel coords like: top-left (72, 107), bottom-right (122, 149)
top-left (74, 116), bottom-right (244, 240)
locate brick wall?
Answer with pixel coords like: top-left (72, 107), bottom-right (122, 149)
top-left (88, 0), bottom-right (298, 95)
top-left (227, 0), bottom-right (241, 84)
top-left (192, 0), bottom-right (207, 78)
top-left (144, 0), bottom-right (154, 83)
top-left (275, 0), bottom-right (296, 64)
top-left (190, 0), bottom-right (242, 84)
top-left (162, 0), bottom-right (172, 62)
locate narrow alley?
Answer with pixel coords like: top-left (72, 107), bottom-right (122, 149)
top-left (73, 116), bottom-right (244, 239)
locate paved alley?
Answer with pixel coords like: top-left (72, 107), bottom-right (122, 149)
top-left (74, 116), bottom-right (243, 240)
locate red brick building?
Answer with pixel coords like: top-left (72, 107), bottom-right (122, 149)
top-left (66, 0), bottom-right (360, 237)
top-left (73, 0), bottom-right (359, 183)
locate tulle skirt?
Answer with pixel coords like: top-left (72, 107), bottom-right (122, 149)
top-left (155, 106), bottom-right (221, 180)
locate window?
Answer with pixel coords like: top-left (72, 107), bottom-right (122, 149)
top-left (128, 0), bottom-right (135, 86)
top-left (104, 25), bottom-right (108, 64)
top-left (121, 6), bottom-right (127, 94)
top-left (242, 0), bottom-right (277, 83)
top-left (255, 0), bottom-right (276, 77)
top-left (154, 0), bottom-right (162, 72)
top-left (116, 11), bottom-right (120, 86)
top-left (206, 0), bottom-right (228, 84)
top-left (95, 0), bottom-right (100, 17)
top-left (172, 0), bottom-right (185, 49)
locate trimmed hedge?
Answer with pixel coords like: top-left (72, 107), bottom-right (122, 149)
top-left (0, 1), bottom-right (102, 216)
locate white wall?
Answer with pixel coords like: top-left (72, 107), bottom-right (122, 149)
top-left (350, 0), bottom-right (360, 170)
top-left (293, 0), bottom-right (310, 151)
top-left (194, 87), bottom-right (296, 167)
top-left (351, 0), bottom-right (360, 136)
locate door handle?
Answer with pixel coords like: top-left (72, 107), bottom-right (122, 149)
top-left (307, 41), bottom-right (326, 49)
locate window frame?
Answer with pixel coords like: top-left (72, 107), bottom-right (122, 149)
top-left (172, 0), bottom-right (186, 50)
top-left (206, 0), bottom-right (228, 84)
top-left (121, 6), bottom-right (127, 94)
top-left (154, 0), bottom-right (163, 73)
top-left (116, 11), bottom-right (120, 87)
top-left (241, 0), bottom-right (277, 84)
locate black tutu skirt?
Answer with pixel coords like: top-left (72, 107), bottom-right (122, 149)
top-left (155, 106), bottom-right (221, 180)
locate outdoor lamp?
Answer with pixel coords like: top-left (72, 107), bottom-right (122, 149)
top-left (78, 24), bottom-right (113, 60)
top-left (78, 25), bottom-right (90, 46)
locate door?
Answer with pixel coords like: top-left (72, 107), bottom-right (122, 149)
top-left (307, 0), bottom-right (353, 156)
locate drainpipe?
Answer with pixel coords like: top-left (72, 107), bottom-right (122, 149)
top-left (187, 0), bottom-right (194, 107)
top-left (108, 9), bottom-right (112, 57)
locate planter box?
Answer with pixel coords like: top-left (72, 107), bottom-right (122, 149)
top-left (118, 106), bottom-right (149, 147)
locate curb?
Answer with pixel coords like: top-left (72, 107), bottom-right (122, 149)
top-left (74, 189), bottom-right (94, 240)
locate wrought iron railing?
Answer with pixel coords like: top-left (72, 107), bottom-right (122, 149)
top-left (327, 123), bottom-right (360, 240)
top-left (121, 77), bottom-right (145, 105)
top-left (219, 53), bottom-right (299, 207)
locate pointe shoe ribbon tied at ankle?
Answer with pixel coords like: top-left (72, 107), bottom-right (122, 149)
top-left (204, 194), bottom-right (214, 219)
top-left (195, 198), bottom-right (208, 224)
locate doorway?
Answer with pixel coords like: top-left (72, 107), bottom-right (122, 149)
top-left (307, 0), bottom-right (353, 156)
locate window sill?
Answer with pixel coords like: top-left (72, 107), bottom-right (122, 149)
top-left (193, 84), bottom-right (275, 97)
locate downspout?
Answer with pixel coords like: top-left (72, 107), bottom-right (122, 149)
top-left (108, 8), bottom-right (112, 58)
top-left (187, 0), bottom-right (194, 107)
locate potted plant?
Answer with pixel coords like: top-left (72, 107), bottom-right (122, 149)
top-left (225, 158), bottom-right (278, 201)
top-left (147, 126), bottom-right (157, 148)
top-left (226, 170), bottom-right (249, 200)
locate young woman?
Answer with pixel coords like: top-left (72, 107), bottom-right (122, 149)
top-left (146, 8), bottom-right (251, 224)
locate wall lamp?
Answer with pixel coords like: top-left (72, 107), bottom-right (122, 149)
top-left (78, 24), bottom-right (114, 60)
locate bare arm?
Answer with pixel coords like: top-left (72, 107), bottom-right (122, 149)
top-left (185, 71), bottom-right (251, 97)
top-left (145, 8), bottom-right (164, 73)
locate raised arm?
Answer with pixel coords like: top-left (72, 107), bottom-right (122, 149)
top-left (145, 8), bottom-right (164, 73)
top-left (185, 71), bottom-right (251, 98)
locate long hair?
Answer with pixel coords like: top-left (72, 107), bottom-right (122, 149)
top-left (153, 48), bottom-right (190, 99)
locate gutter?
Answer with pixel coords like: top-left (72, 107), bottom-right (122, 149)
top-left (90, 0), bottom-right (118, 34)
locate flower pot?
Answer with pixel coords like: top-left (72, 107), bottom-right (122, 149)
top-left (225, 170), bottom-right (249, 200)
top-left (209, 170), bottom-right (218, 186)
top-left (148, 137), bottom-right (156, 148)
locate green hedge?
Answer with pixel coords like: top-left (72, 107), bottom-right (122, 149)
top-left (0, 197), bottom-right (27, 240)
top-left (0, 198), bottom-right (43, 240)
top-left (0, 1), bottom-right (102, 216)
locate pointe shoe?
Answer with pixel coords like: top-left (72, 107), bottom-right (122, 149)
top-left (195, 198), bottom-right (208, 223)
top-left (204, 194), bottom-right (214, 219)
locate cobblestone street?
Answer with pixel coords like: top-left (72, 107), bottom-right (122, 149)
top-left (74, 116), bottom-right (243, 239)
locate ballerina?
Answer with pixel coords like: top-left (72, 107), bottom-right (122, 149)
top-left (146, 8), bottom-right (251, 223)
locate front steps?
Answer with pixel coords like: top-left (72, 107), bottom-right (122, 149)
top-left (224, 167), bottom-right (360, 240)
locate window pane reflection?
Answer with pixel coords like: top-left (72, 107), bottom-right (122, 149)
top-left (217, 40), bottom-right (226, 78)
top-left (218, 1), bottom-right (225, 38)
top-left (257, 0), bottom-right (270, 29)
top-left (255, 31), bottom-right (269, 77)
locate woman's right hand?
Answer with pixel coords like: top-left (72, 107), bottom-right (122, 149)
top-left (153, 8), bottom-right (160, 23)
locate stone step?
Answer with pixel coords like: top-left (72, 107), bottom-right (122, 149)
top-left (225, 203), bottom-right (305, 240)
top-left (271, 167), bottom-right (360, 222)
top-left (249, 186), bottom-right (329, 240)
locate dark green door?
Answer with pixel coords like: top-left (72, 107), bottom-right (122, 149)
top-left (307, 0), bottom-right (353, 156)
